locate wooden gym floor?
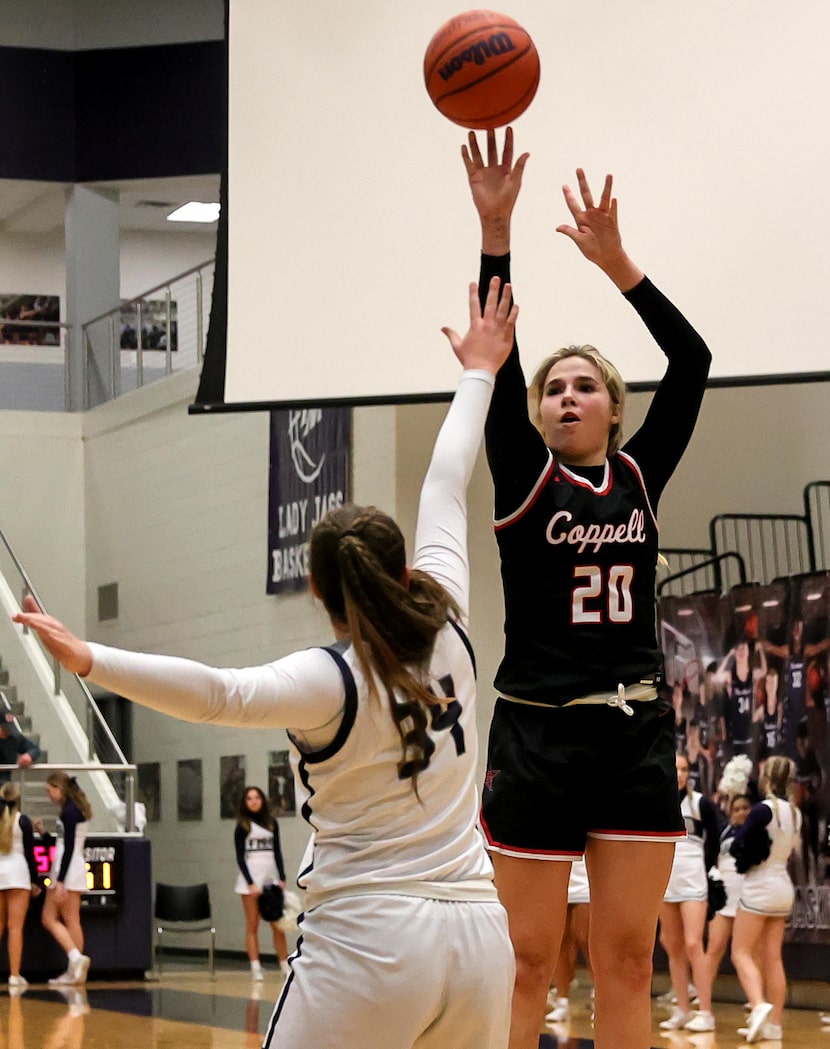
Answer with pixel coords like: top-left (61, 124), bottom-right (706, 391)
top-left (0, 960), bottom-right (827, 1048)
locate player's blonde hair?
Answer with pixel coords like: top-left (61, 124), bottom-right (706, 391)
top-left (528, 345), bottom-right (627, 456)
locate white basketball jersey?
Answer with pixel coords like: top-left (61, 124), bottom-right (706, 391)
top-left (292, 624), bottom-right (496, 910)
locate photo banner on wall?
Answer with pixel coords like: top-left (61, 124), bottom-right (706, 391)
top-left (658, 574), bottom-right (830, 949)
top-left (267, 407), bottom-right (352, 595)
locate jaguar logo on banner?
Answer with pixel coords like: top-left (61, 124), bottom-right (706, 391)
top-left (267, 407), bottom-right (352, 595)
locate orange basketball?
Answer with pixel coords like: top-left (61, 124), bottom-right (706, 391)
top-left (424, 10), bottom-right (540, 129)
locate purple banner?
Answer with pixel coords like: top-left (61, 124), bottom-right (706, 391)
top-left (267, 407), bottom-right (352, 595)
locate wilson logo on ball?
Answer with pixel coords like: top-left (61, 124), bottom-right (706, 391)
top-left (437, 32), bottom-right (517, 82)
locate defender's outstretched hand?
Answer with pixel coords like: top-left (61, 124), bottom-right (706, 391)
top-left (462, 128), bottom-right (529, 254)
top-left (442, 276), bottom-right (517, 374)
top-left (556, 169), bottom-right (644, 291)
top-left (13, 595), bottom-right (93, 677)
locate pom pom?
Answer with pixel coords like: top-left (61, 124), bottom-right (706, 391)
top-left (718, 754), bottom-right (753, 798)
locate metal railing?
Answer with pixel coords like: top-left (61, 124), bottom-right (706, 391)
top-left (0, 523), bottom-right (133, 813)
top-left (710, 512), bottom-right (814, 586)
top-left (81, 258), bottom-right (214, 408)
top-left (658, 550), bottom-right (747, 596)
top-left (0, 763), bottom-right (139, 835)
top-left (804, 481), bottom-right (830, 572)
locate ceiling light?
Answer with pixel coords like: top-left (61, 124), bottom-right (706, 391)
top-left (166, 201), bottom-right (220, 223)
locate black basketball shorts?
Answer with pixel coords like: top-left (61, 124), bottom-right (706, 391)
top-left (480, 695), bottom-right (684, 858)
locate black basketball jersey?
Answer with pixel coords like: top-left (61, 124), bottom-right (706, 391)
top-left (763, 708), bottom-right (780, 752)
top-left (725, 666), bottom-right (754, 744)
top-left (493, 450), bottom-right (661, 706)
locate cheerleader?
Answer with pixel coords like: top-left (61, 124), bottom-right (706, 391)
top-left (730, 755), bottom-right (802, 1043)
top-left (684, 791), bottom-right (751, 1032)
top-left (0, 782), bottom-right (41, 987)
top-left (658, 753), bottom-right (720, 1031)
top-left (41, 772), bottom-right (92, 985)
top-left (235, 786), bottom-right (289, 979)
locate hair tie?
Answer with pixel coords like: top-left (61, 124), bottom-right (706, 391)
top-left (69, 776), bottom-right (78, 787)
top-left (340, 529), bottom-right (359, 541)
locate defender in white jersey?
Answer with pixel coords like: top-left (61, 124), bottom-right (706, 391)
top-left (14, 278), bottom-right (518, 1049)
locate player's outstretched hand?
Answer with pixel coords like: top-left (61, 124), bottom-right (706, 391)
top-left (13, 594), bottom-right (93, 677)
top-left (441, 275), bottom-right (517, 374)
top-left (556, 168), bottom-right (644, 291)
top-left (462, 127), bottom-right (529, 254)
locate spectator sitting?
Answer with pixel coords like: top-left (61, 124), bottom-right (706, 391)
top-left (0, 716), bottom-right (41, 783)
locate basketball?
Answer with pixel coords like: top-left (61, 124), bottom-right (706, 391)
top-left (424, 10), bottom-right (540, 129)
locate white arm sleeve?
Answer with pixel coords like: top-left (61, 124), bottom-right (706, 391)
top-left (86, 642), bottom-right (346, 732)
top-left (412, 369), bottom-right (495, 625)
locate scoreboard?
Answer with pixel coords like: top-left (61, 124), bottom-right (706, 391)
top-left (34, 836), bottom-right (122, 910)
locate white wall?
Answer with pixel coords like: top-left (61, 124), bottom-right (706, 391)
top-left (0, 225), bottom-right (214, 308)
top-left (120, 230), bottom-right (217, 300)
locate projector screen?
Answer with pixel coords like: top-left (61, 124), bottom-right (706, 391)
top-left (201, 0), bottom-right (830, 410)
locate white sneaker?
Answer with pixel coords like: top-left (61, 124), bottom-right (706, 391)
top-left (279, 960), bottom-right (291, 978)
top-left (657, 989), bottom-right (677, 1004)
top-left (68, 954), bottom-right (90, 985)
top-left (48, 971), bottom-right (74, 986)
top-left (251, 967), bottom-right (264, 982)
top-left (685, 1011), bottom-right (716, 1032)
top-left (660, 1008), bottom-right (693, 1031)
top-left (760, 1022), bottom-right (782, 1040)
top-left (7, 975), bottom-right (27, 988)
top-left (744, 1002), bottom-right (774, 1043)
top-left (546, 997), bottom-right (570, 1023)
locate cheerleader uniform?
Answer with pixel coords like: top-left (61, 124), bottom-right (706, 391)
top-left (735, 798), bottom-right (801, 916)
top-left (716, 823), bottom-right (744, 919)
top-left (664, 790), bottom-right (719, 902)
top-left (0, 812), bottom-right (39, 890)
top-left (51, 800), bottom-right (88, 892)
top-left (234, 819), bottom-right (286, 894)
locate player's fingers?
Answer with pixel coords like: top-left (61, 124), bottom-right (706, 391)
top-left (512, 152), bottom-right (531, 183)
top-left (466, 131), bottom-right (483, 166)
top-left (22, 593), bottom-right (41, 614)
top-left (576, 168), bottom-right (594, 209)
top-left (441, 325), bottom-right (461, 351)
top-left (486, 128), bottom-right (497, 166)
top-left (502, 126), bottom-right (514, 168)
top-left (494, 282), bottom-right (514, 319)
top-left (481, 275), bottom-right (503, 316)
top-left (561, 185), bottom-right (582, 221)
top-left (555, 224), bottom-right (579, 243)
top-left (599, 173), bottom-right (613, 211)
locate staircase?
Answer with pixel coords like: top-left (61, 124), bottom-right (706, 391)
top-left (0, 528), bottom-right (138, 835)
